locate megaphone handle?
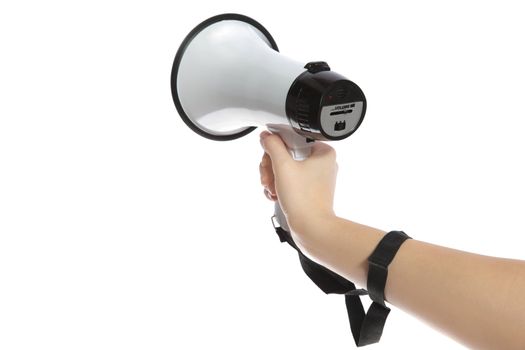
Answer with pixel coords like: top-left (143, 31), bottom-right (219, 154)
top-left (267, 126), bottom-right (314, 232)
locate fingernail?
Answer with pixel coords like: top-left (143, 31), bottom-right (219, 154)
top-left (264, 188), bottom-right (275, 201)
top-left (260, 131), bottom-right (270, 140)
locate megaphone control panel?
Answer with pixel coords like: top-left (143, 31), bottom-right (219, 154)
top-left (286, 61), bottom-right (366, 141)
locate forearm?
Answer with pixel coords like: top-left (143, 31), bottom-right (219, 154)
top-left (302, 216), bottom-right (525, 350)
top-left (259, 135), bottom-right (525, 348)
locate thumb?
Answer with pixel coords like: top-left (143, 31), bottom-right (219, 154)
top-left (260, 131), bottom-right (292, 167)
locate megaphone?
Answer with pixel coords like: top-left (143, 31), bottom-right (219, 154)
top-left (170, 14), bottom-right (393, 346)
top-left (171, 13), bottom-right (366, 230)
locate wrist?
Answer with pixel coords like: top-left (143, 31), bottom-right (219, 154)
top-left (299, 216), bottom-right (385, 287)
top-left (288, 213), bottom-right (341, 263)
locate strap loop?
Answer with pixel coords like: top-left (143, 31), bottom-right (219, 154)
top-left (367, 231), bottom-right (411, 306)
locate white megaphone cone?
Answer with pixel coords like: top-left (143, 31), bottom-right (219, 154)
top-left (171, 13), bottom-right (367, 231)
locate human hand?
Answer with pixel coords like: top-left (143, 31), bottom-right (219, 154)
top-left (259, 131), bottom-right (338, 256)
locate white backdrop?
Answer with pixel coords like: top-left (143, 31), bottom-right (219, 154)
top-left (1, 1), bottom-right (524, 349)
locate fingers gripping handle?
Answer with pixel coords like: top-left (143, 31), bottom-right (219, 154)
top-left (267, 126), bottom-right (313, 231)
top-left (267, 125), bottom-right (313, 160)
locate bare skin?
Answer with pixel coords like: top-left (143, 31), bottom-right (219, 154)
top-left (259, 131), bottom-right (525, 350)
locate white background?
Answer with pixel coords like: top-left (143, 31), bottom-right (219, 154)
top-left (1, 1), bottom-right (524, 349)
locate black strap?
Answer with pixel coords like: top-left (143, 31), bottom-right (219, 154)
top-left (367, 230), bottom-right (411, 306)
top-left (273, 225), bottom-right (410, 347)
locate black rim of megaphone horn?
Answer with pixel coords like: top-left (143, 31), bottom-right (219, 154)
top-left (171, 13), bottom-right (280, 141)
